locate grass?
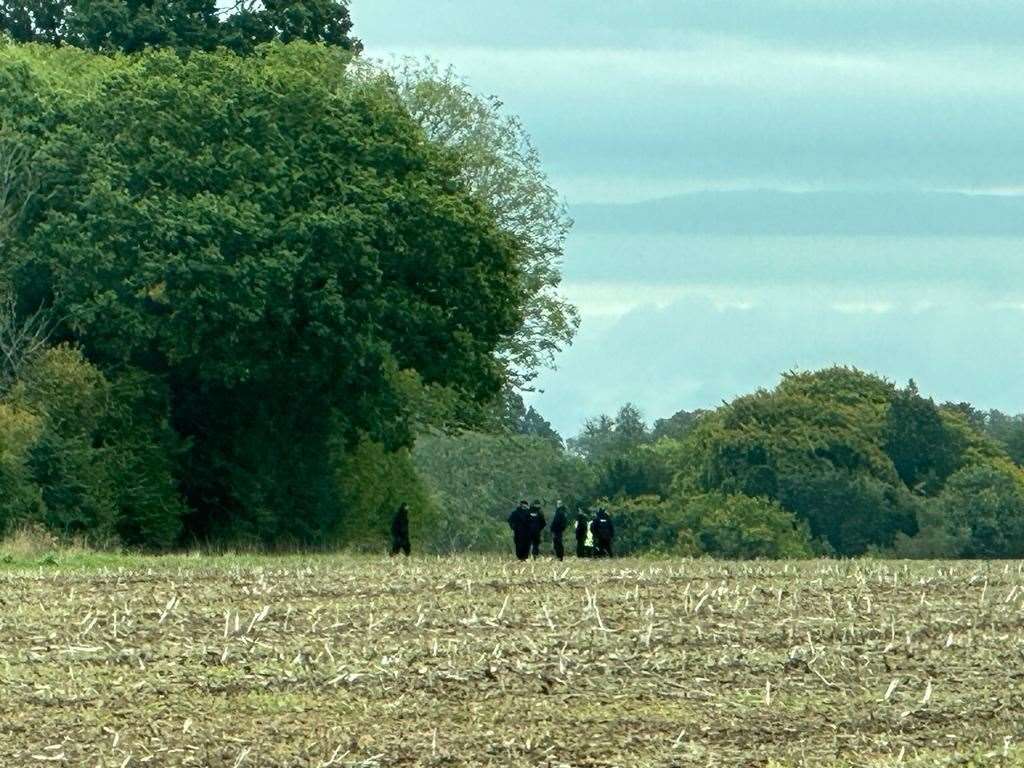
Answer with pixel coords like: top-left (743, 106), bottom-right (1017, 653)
top-left (2, 553), bottom-right (1024, 766)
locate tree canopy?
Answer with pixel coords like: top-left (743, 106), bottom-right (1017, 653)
top-left (1, 42), bottom-right (524, 543)
top-left (388, 60), bottom-right (578, 390)
top-left (0, 0), bottom-right (359, 56)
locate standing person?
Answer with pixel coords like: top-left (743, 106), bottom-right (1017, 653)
top-left (575, 510), bottom-right (591, 558)
top-left (390, 503), bottom-right (411, 557)
top-left (508, 500), bottom-right (532, 561)
top-left (591, 507), bottom-right (615, 558)
top-left (528, 500), bottom-right (547, 559)
top-left (550, 500), bottom-right (568, 561)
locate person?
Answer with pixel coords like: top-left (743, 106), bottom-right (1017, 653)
top-left (550, 500), bottom-right (568, 561)
top-left (528, 500), bottom-right (547, 559)
top-left (591, 507), bottom-right (615, 558)
top-left (575, 510), bottom-right (592, 558)
top-left (508, 500), bottom-right (532, 561)
top-left (390, 503), bottom-right (411, 557)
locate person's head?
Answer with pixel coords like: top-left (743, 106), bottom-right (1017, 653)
top-left (399, 503), bottom-right (408, 512)
top-left (556, 499), bottom-right (563, 507)
top-left (532, 499), bottom-right (541, 508)
top-left (519, 499), bottom-right (529, 508)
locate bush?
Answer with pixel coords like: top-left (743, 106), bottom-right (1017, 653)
top-left (677, 492), bottom-right (814, 560)
top-left (334, 437), bottom-right (437, 553)
top-left (933, 461), bottom-right (1024, 558)
top-left (2, 345), bottom-right (186, 548)
top-left (605, 495), bottom-right (681, 556)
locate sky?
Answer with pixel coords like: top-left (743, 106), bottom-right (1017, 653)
top-left (353, 0), bottom-right (1024, 436)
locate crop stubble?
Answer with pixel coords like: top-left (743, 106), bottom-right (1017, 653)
top-left (2, 556), bottom-right (1024, 767)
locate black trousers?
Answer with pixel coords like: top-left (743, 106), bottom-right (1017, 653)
top-left (553, 534), bottom-right (564, 561)
top-left (595, 538), bottom-right (613, 558)
top-left (530, 533), bottom-right (542, 558)
top-left (514, 536), bottom-right (530, 561)
top-left (576, 538), bottom-right (587, 558)
top-left (390, 535), bottom-right (410, 557)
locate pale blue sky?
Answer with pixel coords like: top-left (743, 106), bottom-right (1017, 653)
top-left (353, 1), bottom-right (1024, 435)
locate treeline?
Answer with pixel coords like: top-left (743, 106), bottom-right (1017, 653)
top-left (421, 368), bottom-right (1024, 559)
top-left (0, 2), bottom-right (576, 548)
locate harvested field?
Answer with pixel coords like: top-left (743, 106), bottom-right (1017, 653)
top-left (2, 555), bottom-right (1024, 767)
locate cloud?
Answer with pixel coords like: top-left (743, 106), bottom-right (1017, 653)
top-left (529, 290), bottom-right (1024, 435)
top-left (367, 39), bottom-right (1024, 202)
top-left (354, 1), bottom-right (1024, 50)
top-left (354, 1), bottom-right (1024, 433)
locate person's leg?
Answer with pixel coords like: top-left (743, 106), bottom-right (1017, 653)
top-left (402, 538), bottom-right (411, 557)
top-left (531, 534), bottom-right (541, 558)
top-left (576, 539), bottom-right (584, 558)
top-left (515, 538), bottom-right (529, 561)
top-left (554, 536), bottom-right (564, 561)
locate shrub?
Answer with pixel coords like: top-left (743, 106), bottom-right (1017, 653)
top-left (3, 345), bottom-right (186, 548)
top-left (677, 492), bottom-right (814, 560)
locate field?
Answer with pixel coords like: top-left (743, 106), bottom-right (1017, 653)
top-left (2, 554), bottom-right (1024, 767)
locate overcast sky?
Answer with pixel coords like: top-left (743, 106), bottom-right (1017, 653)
top-left (353, 1), bottom-right (1024, 436)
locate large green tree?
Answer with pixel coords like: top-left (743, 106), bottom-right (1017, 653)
top-left (388, 60), bottom-right (578, 390)
top-left (2, 42), bottom-right (524, 543)
top-left (0, 0), bottom-right (359, 56)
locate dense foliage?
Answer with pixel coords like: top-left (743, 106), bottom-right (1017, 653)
top-left (0, 42), bottom-right (526, 545)
top-left (0, 0), bottom-right (359, 56)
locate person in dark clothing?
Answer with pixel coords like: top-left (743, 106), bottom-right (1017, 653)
top-left (508, 500), bottom-right (532, 561)
top-left (390, 503), bottom-right (411, 557)
top-left (575, 511), bottom-right (592, 558)
top-left (550, 501), bottom-right (568, 561)
top-left (591, 507), bottom-right (615, 558)
top-left (528, 500), bottom-right (547, 559)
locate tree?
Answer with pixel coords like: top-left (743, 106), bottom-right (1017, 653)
top-left (676, 493), bottom-right (813, 560)
top-left (935, 461), bottom-right (1024, 558)
top-left (981, 410), bottom-right (1024, 467)
top-left (0, 290), bottom-right (51, 394)
top-left (570, 403), bottom-right (650, 463)
top-left (0, 0), bottom-right (360, 56)
top-left (2, 345), bottom-right (185, 546)
top-left (0, 124), bottom-right (33, 247)
top-left (674, 368), bottom-right (917, 554)
top-left (884, 381), bottom-right (960, 494)
top-left (652, 408), bottom-right (708, 441)
top-left (3, 43), bottom-right (525, 543)
top-left (388, 60), bottom-right (578, 390)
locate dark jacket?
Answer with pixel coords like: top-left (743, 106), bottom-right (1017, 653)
top-left (391, 506), bottom-right (409, 538)
top-left (575, 515), bottom-right (590, 541)
top-left (551, 506), bottom-right (568, 536)
top-left (591, 511), bottom-right (615, 541)
top-left (528, 504), bottom-right (547, 537)
top-left (508, 504), bottom-right (532, 539)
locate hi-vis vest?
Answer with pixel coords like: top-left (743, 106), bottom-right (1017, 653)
top-left (584, 526), bottom-right (594, 548)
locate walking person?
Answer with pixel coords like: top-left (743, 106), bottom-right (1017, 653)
top-left (528, 500), bottom-right (547, 559)
top-left (551, 500), bottom-right (568, 561)
top-left (508, 500), bottom-right (532, 561)
top-left (591, 507), bottom-right (615, 558)
top-left (390, 503), bottom-right (411, 557)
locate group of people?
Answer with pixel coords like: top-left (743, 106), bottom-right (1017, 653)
top-left (388, 500), bottom-right (616, 561)
top-left (507, 500), bottom-right (615, 562)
